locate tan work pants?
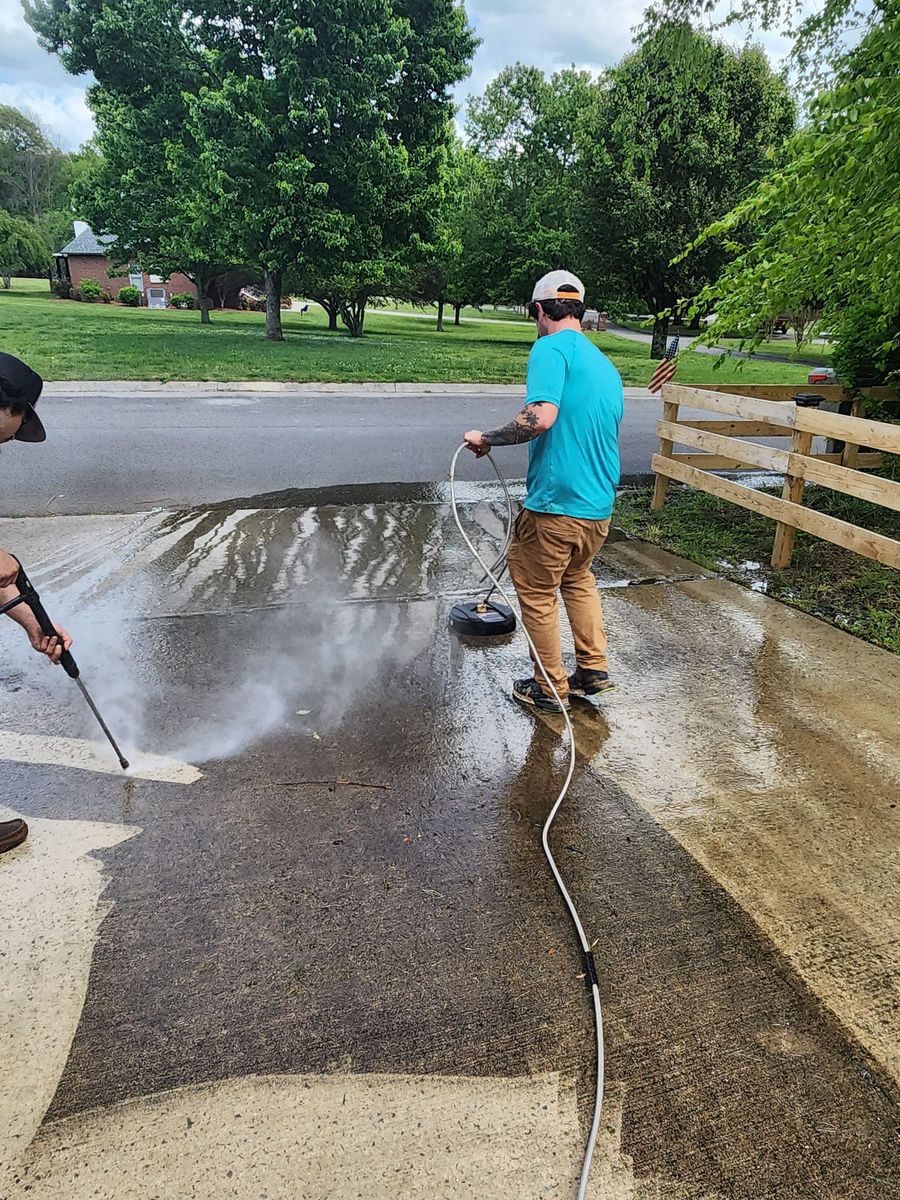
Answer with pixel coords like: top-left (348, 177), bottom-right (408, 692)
top-left (506, 508), bottom-right (611, 699)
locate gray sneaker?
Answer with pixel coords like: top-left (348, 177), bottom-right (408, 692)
top-left (567, 667), bottom-right (616, 697)
top-left (512, 677), bottom-right (570, 712)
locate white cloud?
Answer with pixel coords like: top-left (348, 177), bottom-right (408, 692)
top-left (454, 0), bottom-right (799, 117)
top-left (0, 82), bottom-right (94, 148)
top-left (459, 0), bottom-right (644, 102)
top-left (0, 0), bottom-right (94, 148)
top-left (1, 0), bottom-right (800, 150)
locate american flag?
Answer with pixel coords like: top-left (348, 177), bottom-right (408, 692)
top-left (648, 335), bottom-right (680, 394)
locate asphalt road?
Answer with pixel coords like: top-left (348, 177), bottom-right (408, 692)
top-left (2, 389), bottom-right (667, 515)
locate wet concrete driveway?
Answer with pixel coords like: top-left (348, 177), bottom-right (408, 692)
top-left (1, 484), bottom-right (898, 1199)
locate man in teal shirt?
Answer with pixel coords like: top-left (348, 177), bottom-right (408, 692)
top-left (464, 271), bottom-right (623, 711)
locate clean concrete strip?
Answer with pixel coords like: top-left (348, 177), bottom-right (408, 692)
top-left (0, 811), bottom-right (140, 1177)
top-left (2, 1072), bottom-right (658, 1200)
top-left (598, 578), bottom-right (900, 1086)
top-left (0, 731), bottom-right (202, 783)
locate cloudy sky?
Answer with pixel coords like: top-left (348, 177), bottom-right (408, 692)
top-left (2, 0), bottom-right (794, 150)
top-left (1, 0), bottom-right (92, 147)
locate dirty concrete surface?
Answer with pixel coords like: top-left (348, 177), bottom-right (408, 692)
top-left (0, 486), bottom-right (898, 1199)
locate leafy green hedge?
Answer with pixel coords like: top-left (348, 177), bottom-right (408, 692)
top-left (75, 279), bottom-right (111, 303)
top-left (117, 285), bottom-right (142, 307)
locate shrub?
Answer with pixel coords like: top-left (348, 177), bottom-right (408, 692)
top-left (51, 279), bottom-right (72, 300)
top-left (118, 285), bottom-right (142, 307)
top-left (75, 279), bottom-right (109, 303)
top-left (169, 292), bottom-right (195, 309)
top-left (831, 304), bottom-right (900, 390)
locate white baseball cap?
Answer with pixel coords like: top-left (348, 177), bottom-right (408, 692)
top-left (531, 270), bottom-right (586, 304)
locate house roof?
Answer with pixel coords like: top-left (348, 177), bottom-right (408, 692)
top-left (55, 227), bottom-right (117, 256)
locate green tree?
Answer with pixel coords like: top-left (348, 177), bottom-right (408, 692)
top-left (71, 88), bottom-right (232, 323)
top-left (35, 208), bottom-right (76, 254)
top-left (404, 139), bottom-right (495, 328)
top-left (29, 0), bottom-right (474, 340)
top-left (175, 2), bottom-right (408, 340)
top-left (465, 65), bottom-right (596, 304)
top-left (288, 0), bottom-right (477, 335)
top-left (27, 1), bottom-right (238, 322)
top-left (0, 209), bottom-right (50, 287)
top-left (0, 106), bottom-right (69, 222)
top-left (34, 144), bottom-right (102, 254)
top-left (576, 24), bottom-right (795, 355)
top-left (680, 1), bottom-right (900, 383)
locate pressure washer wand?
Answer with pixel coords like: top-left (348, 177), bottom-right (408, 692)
top-left (1, 562), bottom-right (130, 770)
top-left (70, 677), bottom-right (130, 771)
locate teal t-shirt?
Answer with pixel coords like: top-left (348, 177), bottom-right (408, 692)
top-left (523, 329), bottom-right (624, 520)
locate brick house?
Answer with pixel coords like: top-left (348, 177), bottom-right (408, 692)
top-left (53, 223), bottom-right (197, 307)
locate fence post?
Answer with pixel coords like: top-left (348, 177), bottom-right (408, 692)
top-left (771, 427), bottom-right (814, 568)
top-left (840, 397), bottom-right (863, 469)
top-left (651, 394), bottom-right (680, 510)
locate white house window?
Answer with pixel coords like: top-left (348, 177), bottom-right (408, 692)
top-left (128, 269), bottom-right (144, 291)
top-left (148, 274), bottom-right (164, 284)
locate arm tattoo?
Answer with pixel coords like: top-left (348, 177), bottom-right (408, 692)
top-left (482, 405), bottom-right (544, 447)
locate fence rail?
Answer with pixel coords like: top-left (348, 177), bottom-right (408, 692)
top-left (650, 384), bottom-right (900, 569)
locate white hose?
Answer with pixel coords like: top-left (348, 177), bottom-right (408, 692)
top-left (448, 444), bottom-right (605, 1200)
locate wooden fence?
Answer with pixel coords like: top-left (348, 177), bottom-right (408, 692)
top-left (650, 384), bottom-right (900, 569)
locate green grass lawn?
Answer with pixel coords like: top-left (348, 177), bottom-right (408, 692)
top-left (372, 300), bottom-right (528, 323)
top-left (1, 278), bottom-right (809, 386)
top-left (717, 337), bottom-right (834, 366)
top-left (614, 482), bottom-right (900, 654)
top-left (614, 313), bottom-right (835, 367)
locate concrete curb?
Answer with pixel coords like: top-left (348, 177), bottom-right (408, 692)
top-left (41, 380), bottom-right (655, 399)
top-left (42, 380), bottom-right (526, 396)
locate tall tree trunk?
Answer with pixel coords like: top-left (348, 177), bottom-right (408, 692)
top-left (199, 278), bottom-right (212, 323)
top-left (194, 267), bottom-right (213, 324)
top-left (264, 268), bottom-right (284, 341)
top-left (316, 296), bottom-right (341, 330)
top-left (436, 296), bottom-right (445, 332)
top-left (650, 314), bottom-right (670, 359)
top-left (340, 293), bottom-right (368, 338)
top-left (1, 273), bottom-right (10, 290)
top-left (454, 303), bottom-right (462, 326)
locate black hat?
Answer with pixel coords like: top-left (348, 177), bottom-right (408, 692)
top-left (0, 352), bottom-right (46, 442)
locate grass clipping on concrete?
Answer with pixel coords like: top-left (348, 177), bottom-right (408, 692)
top-left (615, 481), bottom-right (900, 654)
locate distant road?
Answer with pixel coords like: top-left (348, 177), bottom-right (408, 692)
top-left (3, 387), bottom-right (669, 516)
